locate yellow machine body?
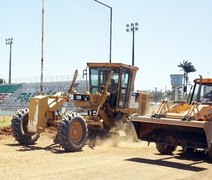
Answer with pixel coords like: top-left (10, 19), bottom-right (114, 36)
top-left (28, 92), bottom-right (68, 133)
top-left (28, 95), bottom-right (48, 133)
top-left (24, 62), bottom-right (149, 136)
top-left (131, 77), bottom-right (212, 157)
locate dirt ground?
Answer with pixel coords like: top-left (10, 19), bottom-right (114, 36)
top-left (0, 129), bottom-right (212, 180)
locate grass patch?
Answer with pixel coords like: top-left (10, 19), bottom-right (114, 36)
top-left (0, 116), bottom-right (12, 128)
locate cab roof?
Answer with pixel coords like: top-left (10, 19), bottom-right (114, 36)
top-left (194, 78), bottom-right (212, 84)
top-left (87, 62), bottom-right (139, 72)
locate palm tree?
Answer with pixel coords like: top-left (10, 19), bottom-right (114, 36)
top-left (178, 60), bottom-right (196, 92)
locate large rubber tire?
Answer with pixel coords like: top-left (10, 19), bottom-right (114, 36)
top-left (181, 146), bottom-right (195, 153)
top-left (208, 144), bottom-right (212, 160)
top-left (11, 109), bottom-right (39, 145)
top-left (156, 143), bottom-right (176, 155)
top-left (58, 112), bottom-right (88, 152)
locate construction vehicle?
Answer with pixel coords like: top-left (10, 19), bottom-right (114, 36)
top-left (131, 76), bottom-right (212, 158)
top-left (11, 62), bottom-right (150, 151)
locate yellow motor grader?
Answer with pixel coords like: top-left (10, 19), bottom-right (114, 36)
top-left (131, 76), bottom-right (212, 158)
top-left (11, 62), bottom-right (149, 152)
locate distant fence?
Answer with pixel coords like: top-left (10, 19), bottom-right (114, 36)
top-left (4, 74), bottom-right (84, 84)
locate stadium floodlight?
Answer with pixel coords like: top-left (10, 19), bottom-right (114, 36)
top-left (5, 38), bottom-right (14, 84)
top-left (126, 22), bottom-right (139, 66)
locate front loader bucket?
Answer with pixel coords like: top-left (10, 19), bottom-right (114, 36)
top-left (131, 116), bottom-right (212, 151)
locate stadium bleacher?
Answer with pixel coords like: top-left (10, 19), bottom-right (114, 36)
top-left (0, 84), bottom-right (22, 93)
top-left (0, 84), bottom-right (22, 103)
top-left (0, 80), bottom-right (86, 112)
top-left (0, 93), bottom-right (10, 102)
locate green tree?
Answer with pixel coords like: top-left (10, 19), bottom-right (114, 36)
top-left (178, 60), bottom-right (196, 91)
top-left (0, 78), bottom-right (6, 84)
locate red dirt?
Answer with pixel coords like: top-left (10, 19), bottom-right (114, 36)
top-left (0, 127), bottom-right (11, 135)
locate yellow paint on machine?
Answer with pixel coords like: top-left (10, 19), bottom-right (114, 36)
top-left (28, 95), bottom-right (48, 133)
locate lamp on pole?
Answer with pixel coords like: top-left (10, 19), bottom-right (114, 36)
top-left (5, 38), bottom-right (14, 84)
top-left (126, 22), bottom-right (139, 66)
top-left (94, 0), bottom-right (112, 63)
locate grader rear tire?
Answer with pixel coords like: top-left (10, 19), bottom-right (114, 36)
top-left (208, 144), bottom-right (212, 160)
top-left (156, 143), bottom-right (176, 155)
top-left (11, 109), bottom-right (39, 145)
top-left (58, 112), bottom-right (88, 152)
top-left (182, 147), bottom-right (195, 153)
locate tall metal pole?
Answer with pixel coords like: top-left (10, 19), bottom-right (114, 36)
top-left (5, 38), bottom-right (13, 84)
top-left (154, 87), bottom-right (157, 105)
top-left (132, 27), bottom-right (135, 66)
top-left (94, 0), bottom-right (112, 63)
top-left (9, 43), bottom-right (12, 83)
top-left (40, 0), bottom-right (44, 94)
top-left (109, 8), bottom-right (112, 63)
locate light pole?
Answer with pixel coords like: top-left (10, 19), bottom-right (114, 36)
top-left (40, 0), bottom-right (44, 94)
top-left (154, 87), bottom-right (157, 105)
top-left (5, 38), bottom-right (14, 84)
top-left (126, 22), bottom-right (139, 66)
top-left (94, 0), bottom-right (112, 63)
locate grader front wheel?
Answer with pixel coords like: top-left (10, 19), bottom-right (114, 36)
top-left (11, 109), bottom-right (39, 145)
top-left (58, 113), bottom-right (88, 152)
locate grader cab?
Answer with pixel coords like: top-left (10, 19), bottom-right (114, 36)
top-left (131, 76), bottom-right (212, 158)
top-left (11, 62), bottom-right (150, 152)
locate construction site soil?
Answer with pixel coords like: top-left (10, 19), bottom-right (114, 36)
top-left (0, 128), bottom-right (212, 180)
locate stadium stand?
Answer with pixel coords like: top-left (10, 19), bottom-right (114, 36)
top-left (0, 80), bottom-right (86, 112)
top-left (0, 84), bottom-right (22, 103)
top-left (0, 84), bottom-right (22, 93)
top-left (0, 93), bottom-right (10, 103)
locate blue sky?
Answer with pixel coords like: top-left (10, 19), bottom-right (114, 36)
top-left (0, 0), bottom-right (212, 91)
